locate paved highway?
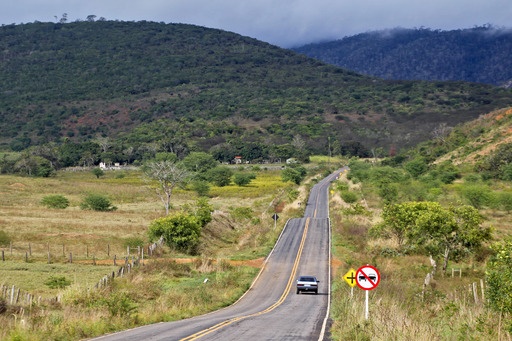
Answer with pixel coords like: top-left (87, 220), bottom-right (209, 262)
top-left (91, 169), bottom-right (342, 341)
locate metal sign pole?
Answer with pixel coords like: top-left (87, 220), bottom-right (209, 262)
top-left (365, 290), bottom-right (369, 320)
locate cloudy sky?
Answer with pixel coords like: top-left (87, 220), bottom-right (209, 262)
top-left (1, 0), bottom-right (511, 47)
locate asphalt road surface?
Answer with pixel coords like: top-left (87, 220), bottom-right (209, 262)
top-left (91, 169), bottom-right (343, 341)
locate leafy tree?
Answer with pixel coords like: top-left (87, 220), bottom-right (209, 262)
top-left (376, 201), bottom-right (491, 271)
top-left (13, 154), bottom-right (54, 177)
top-left (281, 165), bottom-right (307, 185)
top-left (182, 152), bottom-right (218, 174)
top-left (80, 194), bottom-right (117, 211)
top-left (92, 167), bottom-right (105, 179)
top-left (233, 172), bottom-right (256, 186)
top-left (148, 213), bottom-right (201, 254)
top-left (41, 195), bottom-right (70, 209)
top-left (144, 160), bottom-right (190, 215)
top-left (486, 239), bottom-right (512, 315)
top-left (206, 166), bottom-right (233, 187)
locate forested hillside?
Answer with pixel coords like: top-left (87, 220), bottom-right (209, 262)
top-left (293, 26), bottom-right (512, 86)
top-left (1, 21), bottom-right (512, 169)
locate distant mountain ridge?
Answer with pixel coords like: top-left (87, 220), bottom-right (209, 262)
top-left (293, 26), bottom-right (512, 87)
top-left (1, 21), bottom-right (512, 161)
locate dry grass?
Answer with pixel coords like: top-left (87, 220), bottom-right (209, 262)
top-left (0, 167), bottom-right (299, 340)
top-left (329, 175), bottom-right (511, 341)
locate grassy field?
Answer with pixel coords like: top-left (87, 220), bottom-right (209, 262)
top-left (1, 160), bottom-right (510, 340)
top-left (0, 165), bottom-right (302, 340)
top-left (328, 172), bottom-right (511, 340)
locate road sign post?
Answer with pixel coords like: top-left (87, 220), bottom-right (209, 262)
top-left (343, 268), bottom-right (357, 298)
top-left (272, 213), bottom-right (279, 229)
top-left (355, 265), bottom-right (380, 320)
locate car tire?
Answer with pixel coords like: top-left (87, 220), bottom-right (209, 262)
top-left (296, 290), bottom-right (300, 294)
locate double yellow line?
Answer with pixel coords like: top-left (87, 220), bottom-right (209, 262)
top-left (180, 218), bottom-right (311, 341)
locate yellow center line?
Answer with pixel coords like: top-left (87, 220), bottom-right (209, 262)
top-left (180, 217), bottom-right (311, 341)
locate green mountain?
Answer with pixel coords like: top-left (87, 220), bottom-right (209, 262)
top-left (1, 21), bottom-right (512, 163)
top-left (293, 26), bottom-right (512, 86)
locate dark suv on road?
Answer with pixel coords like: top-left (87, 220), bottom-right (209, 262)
top-left (296, 276), bottom-right (319, 294)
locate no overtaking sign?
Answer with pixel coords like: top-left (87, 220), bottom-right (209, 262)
top-left (355, 265), bottom-right (380, 291)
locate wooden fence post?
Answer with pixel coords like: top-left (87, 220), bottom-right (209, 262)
top-left (28, 243), bottom-right (32, 256)
top-left (25, 252), bottom-right (28, 262)
top-left (10, 285), bottom-right (15, 304)
top-left (2, 250), bottom-right (4, 261)
top-left (47, 251), bottom-right (51, 264)
top-left (480, 279), bottom-right (485, 301)
top-left (472, 282), bottom-right (478, 303)
top-left (113, 255), bottom-right (117, 266)
top-left (10, 241), bottom-right (12, 255)
top-left (107, 244), bottom-right (110, 256)
top-left (69, 252), bottom-right (72, 264)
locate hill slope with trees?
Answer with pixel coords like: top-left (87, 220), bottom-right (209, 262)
top-left (293, 26), bottom-right (512, 87)
top-left (1, 21), bottom-right (512, 169)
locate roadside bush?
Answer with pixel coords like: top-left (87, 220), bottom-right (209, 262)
top-left (148, 213), bottom-right (201, 254)
top-left (103, 291), bottom-right (137, 318)
top-left (281, 165), bottom-right (307, 185)
top-left (80, 194), bottom-right (117, 211)
top-left (340, 190), bottom-right (358, 204)
top-left (40, 194), bottom-right (70, 209)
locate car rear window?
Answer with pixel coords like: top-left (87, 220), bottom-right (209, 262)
top-left (300, 277), bottom-right (315, 282)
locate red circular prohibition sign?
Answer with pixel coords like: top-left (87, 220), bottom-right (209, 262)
top-left (356, 265), bottom-right (380, 290)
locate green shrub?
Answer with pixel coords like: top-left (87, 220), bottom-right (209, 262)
top-left (80, 194), bottom-right (117, 211)
top-left (91, 167), bottom-right (104, 179)
top-left (40, 194), bottom-right (70, 209)
top-left (45, 276), bottom-right (71, 289)
top-left (0, 230), bottom-right (11, 246)
top-left (340, 190), bottom-right (358, 204)
top-left (148, 213), bottom-right (201, 254)
top-left (233, 172), bottom-right (256, 186)
top-left (460, 184), bottom-right (493, 208)
top-left (191, 180), bottom-right (210, 197)
top-left (487, 239), bottom-right (512, 315)
top-left (103, 292), bottom-right (137, 318)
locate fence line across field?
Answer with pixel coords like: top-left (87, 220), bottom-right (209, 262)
top-left (0, 237), bottom-right (165, 309)
top-left (1, 238), bottom-right (163, 264)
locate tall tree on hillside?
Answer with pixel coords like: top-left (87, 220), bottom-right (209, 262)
top-left (144, 160), bottom-right (190, 215)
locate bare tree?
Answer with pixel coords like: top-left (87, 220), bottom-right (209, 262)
top-left (432, 123), bottom-right (452, 145)
top-left (144, 160), bottom-right (190, 215)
